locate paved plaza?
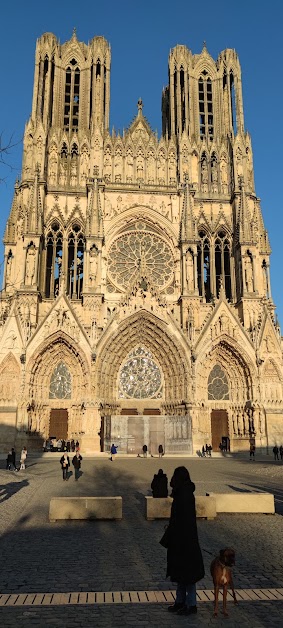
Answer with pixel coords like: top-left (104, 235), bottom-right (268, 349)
top-left (1, 453), bottom-right (283, 627)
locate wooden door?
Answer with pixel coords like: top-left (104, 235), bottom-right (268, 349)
top-left (49, 409), bottom-right (68, 440)
top-left (211, 410), bottom-right (228, 452)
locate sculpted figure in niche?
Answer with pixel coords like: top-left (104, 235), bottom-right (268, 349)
top-left (89, 246), bottom-right (98, 284)
top-left (80, 146), bottom-right (89, 183)
top-left (126, 150), bottom-right (134, 182)
top-left (59, 161), bottom-right (67, 186)
top-left (6, 253), bottom-right (13, 287)
top-left (157, 152), bottom-right (165, 184)
top-left (201, 159), bottom-right (208, 191)
top-left (48, 145), bottom-right (58, 184)
top-left (211, 160), bottom-right (218, 191)
top-left (24, 134), bottom-right (33, 177)
top-left (70, 158), bottom-right (77, 187)
top-left (185, 249), bottom-right (194, 292)
top-left (146, 151), bottom-right (155, 184)
top-left (220, 156), bottom-right (228, 193)
top-left (236, 147), bottom-right (243, 177)
top-left (25, 245), bottom-right (36, 285)
top-left (245, 256), bottom-right (253, 292)
top-left (103, 147), bottom-right (112, 182)
top-left (114, 148), bottom-right (122, 182)
top-left (168, 153), bottom-right (176, 183)
top-left (136, 153), bottom-right (144, 180)
top-left (262, 263), bottom-right (268, 297)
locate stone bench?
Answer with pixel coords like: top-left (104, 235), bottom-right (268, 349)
top-left (49, 497), bottom-right (122, 522)
top-left (206, 492), bottom-right (275, 514)
top-left (145, 495), bottom-right (216, 520)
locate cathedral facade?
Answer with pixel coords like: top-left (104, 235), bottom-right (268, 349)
top-left (1, 31), bottom-right (282, 454)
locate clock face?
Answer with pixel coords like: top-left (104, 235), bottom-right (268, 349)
top-left (107, 231), bottom-right (174, 291)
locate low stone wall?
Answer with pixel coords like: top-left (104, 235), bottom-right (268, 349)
top-left (49, 497), bottom-right (122, 522)
top-left (145, 495), bottom-right (216, 520)
top-left (206, 492), bottom-right (275, 514)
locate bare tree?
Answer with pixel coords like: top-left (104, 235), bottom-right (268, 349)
top-left (0, 132), bottom-right (20, 183)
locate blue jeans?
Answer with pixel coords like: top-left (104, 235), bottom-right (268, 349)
top-left (176, 582), bottom-right (196, 608)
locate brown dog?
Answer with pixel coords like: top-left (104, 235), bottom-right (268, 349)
top-left (210, 548), bottom-right (237, 616)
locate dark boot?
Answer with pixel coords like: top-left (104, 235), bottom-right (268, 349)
top-left (168, 602), bottom-right (184, 613)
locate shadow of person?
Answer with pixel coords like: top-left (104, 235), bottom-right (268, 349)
top-left (0, 479), bottom-right (29, 503)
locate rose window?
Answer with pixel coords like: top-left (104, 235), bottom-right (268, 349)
top-left (208, 364), bottom-right (229, 400)
top-left (119, 346), bottom-right (163, 398)
top-left (107, 231), bottom-right (174, 290)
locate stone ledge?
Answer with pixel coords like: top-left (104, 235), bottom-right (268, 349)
top-left (145, 496), bottom-right (216, 520)
top-left (206, 492), bottom-right (275, 514)
top-left (49, 497), bottom-right (122, 521)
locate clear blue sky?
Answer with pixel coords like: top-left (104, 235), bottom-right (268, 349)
top-left (1, 0), bottom-right (283, 325)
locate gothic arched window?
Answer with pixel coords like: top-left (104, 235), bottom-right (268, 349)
top-left (49, 362), bottom-right (72, 399)
top-left (215, 231), bottom-right (232, 300)
top-left (197, 231), bottom-right (211, 302)
top-left (118, 347), bottom-right (163, 399)
top-left (230, 72), bottom-right (237, 134)
top-left (198, 74), bottom-right (214, 139)
top-left (67, 224), bottom-right (84, 299)
top-left (64, 62), bottom-right (80, 131)
top-left (208, 364), bottom-right (229, 400)
top-left (45, 222), bottom-right (63, 298)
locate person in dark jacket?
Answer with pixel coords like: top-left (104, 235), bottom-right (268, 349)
top-left (72, 452), bottom-right (83, 480)
top-left (60, 453), bottom-right (70, 480)
top-left (151, 469), bottom-right (168, 497)
top-left (164, 466), bottom-right (204, 616)
top-left (158, 444), bottom-right (164, 458)
top-left (142, 444), bottom-right (148, 458)
top-left (6, 450), bottom-right (14, 470)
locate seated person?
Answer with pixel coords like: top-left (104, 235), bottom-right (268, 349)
top-left (151, 468), bottom-right (168, 497)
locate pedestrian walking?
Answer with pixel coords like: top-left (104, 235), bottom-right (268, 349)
top-left (158, 444), bottom-right (164, 458)
top-left (6, 450), bottom-right (14, 470)
top-left (208, 444), bottom-right (212, 457)
top-left (202, 445), bottom-right (205, 457)
top-left (249, 443), bottom-right (255, 460)
top-left (151, 469), bottom-right (168, 497)
top-left (160, 466), bottom-right (204, 616)
top-left (11, 448), bottom-right (16, 470)
top-left (72, 452), bottom-right (82, 480)
top-left (142, 444), bottom-right (148, 458)
top-left (273, 445), bottom-right (279, 461)
top-left (280, 445), bottom-right (283, 460)
top-left (110, 443), bottom-right (118, 461)
top-left (60, 453), bottom-right (70, 480)
top-left (20, 447), bottom-right (27, 470)
top-left (75, 440), bottom-right (80, 452)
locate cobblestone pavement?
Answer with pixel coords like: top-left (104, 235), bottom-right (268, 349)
top-left (1, 453), bottom-right (283, 626)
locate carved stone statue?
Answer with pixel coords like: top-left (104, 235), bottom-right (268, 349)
top-left (25, 245), bottom-right (36, 285)
top-left (185, 250), bottom-right (194, 291)
top-left (89, 246), bottom-right (98, 283)
top-left (245, 256), bottom-right (253, 292)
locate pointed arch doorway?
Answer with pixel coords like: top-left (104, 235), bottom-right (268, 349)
top-left (211, 409), bottom-right (229, 452)
top-left (49, 409), bottom-right (68, 439)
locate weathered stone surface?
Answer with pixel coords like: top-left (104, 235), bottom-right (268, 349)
top-left (49, 496), bottom-right (122, 521)
top-left (206, 492), bottom-right (275, 514)
top-left (145, 495), bottom-right (216, 520)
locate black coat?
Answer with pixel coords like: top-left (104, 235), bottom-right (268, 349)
top-left (151, 473), bottom-right (168, 497)
top-left (60, 455), bottom-right (70, 468)
top-left (166, 479), bottom-right (205, 584)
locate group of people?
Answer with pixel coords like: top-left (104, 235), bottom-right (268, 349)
top-left (201, 444), bottom-right (212, 457)
top-left (60, 451), bottom-right (83, 480)
top-left (273, 445), bottom-right (283, 460)
top-left (44, 438), bottom-right (80, 452)
top-left (6, 447), bottom-right (27, 471)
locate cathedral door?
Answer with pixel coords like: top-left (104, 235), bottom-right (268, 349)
top-left (211, 410), bottom-right (228, 452)
top-left (49, 409), bottom-right (68, 439)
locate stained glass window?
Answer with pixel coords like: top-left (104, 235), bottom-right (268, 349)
top-left (49, 362), bottom-right (72, 399)
top-left (119, 347), bottom-right (163, 399)
top-left (107, 231), bottom-right (174, 290)
top-left (208, 364), bottom-right (229, 400)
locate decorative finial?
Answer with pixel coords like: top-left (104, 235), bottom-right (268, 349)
top-left (137, 98), bottom-right (143, 114)
top-left (72, 27), bottom-right (77, 39)
top-left (203, 40), bottom-right (207, 51)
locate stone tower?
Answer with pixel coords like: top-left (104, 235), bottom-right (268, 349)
top-left (0, 32), bottom-right (282, 454)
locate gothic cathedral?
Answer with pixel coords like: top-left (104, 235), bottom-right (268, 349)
top-left (1, 31), bottom-right (282, 454)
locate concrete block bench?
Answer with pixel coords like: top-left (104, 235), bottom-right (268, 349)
top-left (206, 492), bottom-right (275, 514)
top-left (145, 495), bottom-right (216, 520)
top-left (49, 497), bottom-right (122, 522)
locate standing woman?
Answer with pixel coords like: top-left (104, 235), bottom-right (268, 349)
top-left (20, 447), bottom-right (28, 470)
top-left (161, 466), bottom-right (204, 616)
top-left (60, 453), bottom-right (70, 481)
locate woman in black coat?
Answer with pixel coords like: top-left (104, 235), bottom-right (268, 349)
top-left (162, 466), bottom-right (204, 616)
